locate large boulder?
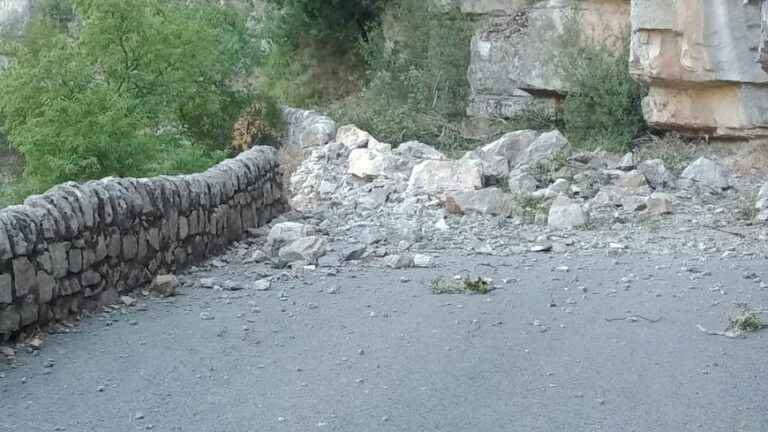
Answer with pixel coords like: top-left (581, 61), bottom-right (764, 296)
top-left (548, 195), bottom-right (589, 229)
top-left (149, 274), bottom-right (177, 298)
top-left (335, 124), bottom-right (371, 150)
top-left (515, 130), bottom-right (568, 168)
top-left (289, 142), bottom-right (354, 210)
top-left (590, 186), bottom-right (625, 208)
top-left (267, 222), bottom-right (316, 247)
top-left (645, 192), bottom-right (674, 215)
top-left (637, 159), bottom-right (676, 190)
top-left (347, 148), bottom-right (406, 180)
top-left (615, 170), bottom-right (651, 194)
top-left (445, 187), bottom-right (514, 216)
top-left (679, 157), bottom-right (733, 191)
top-left (532, 178), bottom-right (570, 200)
top-left (481, 130), bottom-right (539, 165)
top-left (460, 130), bottom-right (541, 183)
top-left (462, 149), bottom-right (509, 181)
top-left (407, 159), bottom-right (484, 195)
top-left (507, 168), bottom-right (538, 195)
top-left (279, 236), bottom-right (327, 264)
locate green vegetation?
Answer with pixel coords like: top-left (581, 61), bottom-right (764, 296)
top-left (731, 304), bottom-right (765, 333)
top-left (0, 0), bottom-right (651, 207)
top-left (257, 0), bottom-right (384, 107)
top-left (528, 150), bottom-right (571, 188)
top-left (510, 194), bottom-right (550, 224)
top-left (431, 276), bottom-right (491, 295)
top-left (556, 24), bottom-right (647, 152)
top-left (261, 0), bottom-right (474, 152)
top-left (0, 0), bottom-right (272, 203)
top-left (634, 132), bottom-right (698, 175)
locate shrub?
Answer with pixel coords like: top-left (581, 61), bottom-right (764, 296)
top-left (331, 0), bottom-right (474, 152)
top-left (256, 0), bottom-right (381, 107)
top-left (557, 23), bottom-right (647, 152)
top-left (232, 94), bottom-right (284, 152)
top-left (0, 0), bottom-right (259, 202)
top-left (260, 40), bottom-right (367, 108)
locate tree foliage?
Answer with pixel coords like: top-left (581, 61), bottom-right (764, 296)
top-left (332, 0), bottom-right (473, 152)
top-left (0, 0), bottom-right (258, 196)
top-left (263, 0), bottom-right (385, 48)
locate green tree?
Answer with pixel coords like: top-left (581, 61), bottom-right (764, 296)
top-left (0, 0), bottom-right (257, 197)
top-left (257, 0), bottom-right (387, 107)
top-left (263, 0), bottom-right (384, 47)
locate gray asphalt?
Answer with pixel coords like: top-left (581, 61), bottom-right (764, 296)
top-left (1, 250), bottom-right (767, 432)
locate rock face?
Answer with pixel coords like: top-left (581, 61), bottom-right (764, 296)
top-left (461, 0), bottom-right (768, 136)
top-left (630, 0), bottom-right (768, 137)
top-left (466, 0), bottom-right (630, 120)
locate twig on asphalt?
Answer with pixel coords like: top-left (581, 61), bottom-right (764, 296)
top-left (699, 225), bottom-right (746, 239)
top-left (604, 315), bottom-right (662, 323)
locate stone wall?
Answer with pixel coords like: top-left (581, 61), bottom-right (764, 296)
top-left (0, 146), bottom-right (286, 339)
top-left (630, 0), bottom-right (768, 137)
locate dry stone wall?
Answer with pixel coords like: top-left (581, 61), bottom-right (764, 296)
top-left (0, 146), bottom-right (286, 339)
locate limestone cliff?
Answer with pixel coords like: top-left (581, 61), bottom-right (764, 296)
top-left (630, 0), bottom-right (768, 137)
top-left (463, 0), bottom-right (768, 138)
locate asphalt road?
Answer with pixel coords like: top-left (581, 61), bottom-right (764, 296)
top-left (1, 250), bottom-right (767, 432)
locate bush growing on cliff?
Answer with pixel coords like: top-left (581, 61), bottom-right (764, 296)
top-left (0, 0), bottom-right (260, 201)
top-left (557, 25), bottom-right (647, 152)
